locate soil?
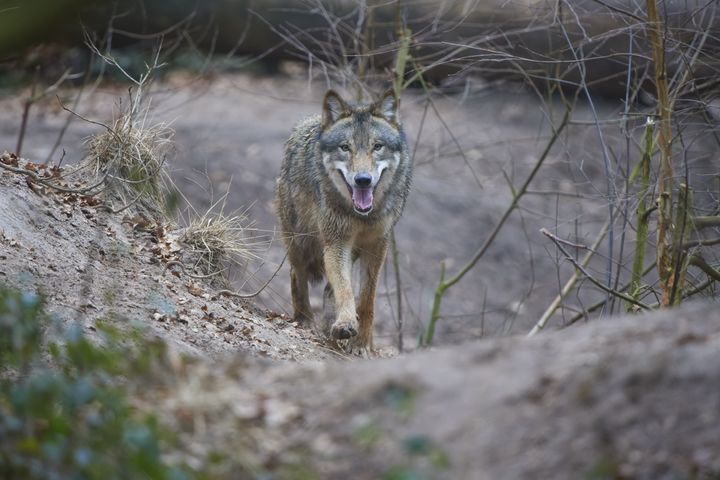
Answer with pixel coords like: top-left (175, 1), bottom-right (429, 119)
top-left (0, 160), bottom-right (330, 361)
top-left (163, 300), bottom-right (720, 479)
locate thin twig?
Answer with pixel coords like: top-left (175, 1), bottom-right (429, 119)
top-left (589, 0), bottom-right (645, 23)
top-left (0, 162), bottom-right (108, 195)
top-left (563, 261), bottom-right (657, 327)
top-left (216, 253), bottom-right (287, 299)
top-left (59, 98), bottom-right (115, 134)
top-left (557, 3), bottom-right (617, 311)
top-left (528, 218), bottom-right (610, 336)
top-left (682, 277), bottom-right (714, 299)
top-left (541, 228), bottom-right (650, 311)
top-left (16, 67), bottom-right (39, 157)
top-left (160, 260), bottom-right (226, 280)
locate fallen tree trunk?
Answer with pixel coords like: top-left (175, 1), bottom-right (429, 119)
top-left (2, 0), bottom-right (719, 97)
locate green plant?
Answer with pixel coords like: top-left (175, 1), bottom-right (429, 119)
top-left (0, 287), bottom-right (191, 479)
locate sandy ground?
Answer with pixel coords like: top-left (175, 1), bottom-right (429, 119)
top-left (4, 162), bottom-right (716, 478)
top-left (149, 300), bottom-right (720, 479)
top-left (0, 161), bottom-right (330, 361)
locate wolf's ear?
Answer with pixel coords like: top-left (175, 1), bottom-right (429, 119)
top-left (322, 90), bottom-right (349, 127)
top-left (372, 90), bottom-right (399, 124)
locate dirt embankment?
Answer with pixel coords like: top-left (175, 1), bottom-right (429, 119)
top-left (158, 300), bottom-right (720, 480)
top-left (0, 159), bottom-right (330, 361)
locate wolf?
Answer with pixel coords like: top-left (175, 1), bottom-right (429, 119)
top-left (276, 89), bottom-right (412, 354)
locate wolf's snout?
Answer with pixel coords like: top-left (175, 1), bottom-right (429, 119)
top-left (354, 172), bottom-right (372, 187)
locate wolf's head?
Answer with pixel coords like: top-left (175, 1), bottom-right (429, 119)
top-left (319, 90), bottom-right (403, 216)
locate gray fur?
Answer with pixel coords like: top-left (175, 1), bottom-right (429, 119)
top-left (276, 90), bottom-right (412, 353)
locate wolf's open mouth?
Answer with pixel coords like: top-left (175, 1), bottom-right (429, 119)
top-left (339, 171), bottom-right (374, 214)
top-left (351, 187), bottom-right (373, 213)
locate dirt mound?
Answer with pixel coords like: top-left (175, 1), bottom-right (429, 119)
top-left (0, 159), bottom-right (330, 361)
top-left (165, 301), bottom-right (720, 479)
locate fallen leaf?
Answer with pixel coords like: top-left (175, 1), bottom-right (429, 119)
top-left (81, 195), bottom-right (100, 206)
top-left (25, 178), bottom-right (45, 195)
top-left (0, 151), bottom-right (18, 166)
top-left (186, 282), bottom-right (204, 296)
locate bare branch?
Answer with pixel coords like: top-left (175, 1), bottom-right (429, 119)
top-left (540, 228), bottom-right (650, 311)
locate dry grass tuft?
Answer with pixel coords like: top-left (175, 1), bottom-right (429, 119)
top-left (83, 108), bottom-right (174, 214)
top-left (181, 206), bottom-right (261, 276)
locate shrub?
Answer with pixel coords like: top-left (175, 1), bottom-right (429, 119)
top-left (0, 287), bottom-right (191, 480)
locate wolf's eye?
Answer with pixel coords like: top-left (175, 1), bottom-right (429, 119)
top-left (373, 143), bottom-right (384, 151)
top-left (339, 144), bottom-right (350, 152)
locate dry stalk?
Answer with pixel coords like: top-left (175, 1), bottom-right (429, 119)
top-left (670, 183), bottom-right (693, 304)
top-left (629, 117), bottom-right (654, 303)
top-left (645, 0), bottom-right (675, 307)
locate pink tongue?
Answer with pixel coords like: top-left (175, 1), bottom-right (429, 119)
top-left (351, 187), bottom-right (373, 210)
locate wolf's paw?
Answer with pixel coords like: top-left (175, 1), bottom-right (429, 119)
top-left (344, 342), bottom-right (371, 358)
top-left (331, 320), bottom-right (358, 340)
top-left (333, 337), bottom-right (371, 358)
top-left (292, 313), bottom-right (313, 329)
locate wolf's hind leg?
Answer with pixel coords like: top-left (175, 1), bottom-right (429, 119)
top-left (290, 266), bottom-right (313, 326)
top-left (321, 282), bottom-right (335, 335)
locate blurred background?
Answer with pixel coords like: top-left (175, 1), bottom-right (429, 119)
top-left (1, 0), bottom-right (719, 350)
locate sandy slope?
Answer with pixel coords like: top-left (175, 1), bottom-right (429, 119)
top-left (158, 300), bottom-right (720, 479)
top-left (0, 163), bottom-right (330, 361)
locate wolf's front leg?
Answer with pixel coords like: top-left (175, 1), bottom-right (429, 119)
top-left (353, 238), bottom-right (389, 353)
top-left (323, 242), bottom-right (358, 340)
